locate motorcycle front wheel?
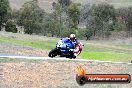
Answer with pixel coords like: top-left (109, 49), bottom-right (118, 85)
top-left (48, 48), bottom-right (58, 58)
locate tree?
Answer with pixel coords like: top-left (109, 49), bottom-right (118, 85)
top-left (0, 0), bottom-right (11, 30)
top-left (53, 3), bottom-right (63, 36)
top-left (17, 0), bottom-right (45, 34)
top-left (79, 3), bottom-right (91, 25)
top-left (11, 9), bottom-right (20, 20)
top-left (52, 0), bottom-right (80, 37)
top-left (89, 3), bottom-right (116, 38)
top-left (116, 7), bottom-right (132, 37)
top-left (68, 3), bottom-right (80, 28)
top-left (117, 7), bottom-right (132, 31)
top-left (58, 0), bottom-right (71, 8)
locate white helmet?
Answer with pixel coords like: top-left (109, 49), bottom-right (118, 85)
top-left (70, 34), bottom-right (76, 40)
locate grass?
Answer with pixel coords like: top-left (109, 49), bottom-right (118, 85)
top-left (0, 36), bottom-right (58, 50)
top-left (0, 35), bottom-right (132, 63)
top-left (79, 51), bottom-right (132, 62)
top-left (79, 41), bottom-right (132, 62)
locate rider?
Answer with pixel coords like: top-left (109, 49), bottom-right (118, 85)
top-left (68, 34), bottom-right (79, 58)
top-left (69, 34), bottom-right (84, 57)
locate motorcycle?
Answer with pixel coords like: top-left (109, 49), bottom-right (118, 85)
top-left (48, 38), bottom-right (84, 59)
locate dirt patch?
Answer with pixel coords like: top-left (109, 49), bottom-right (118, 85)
top-left (0, 60), bottom-right (132, 88)
top-left (1, 62), bottom-right (62, 88)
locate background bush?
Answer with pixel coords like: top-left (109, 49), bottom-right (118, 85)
top-left (5, 21), bottom-right (17, 33)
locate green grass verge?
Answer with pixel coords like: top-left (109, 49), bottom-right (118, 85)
top-left (0, 36), bottom-right (58, 50)
top-left (79, 51), bottom-right (132, 62)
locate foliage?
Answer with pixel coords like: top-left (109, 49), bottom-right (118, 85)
top-left (68, 3), bottom-right (80, 28)
top-left (79, 3), bottom-right (91, 23)
top-left (60, 28), bottom-right (77, 37)
top-left (117, 7), bottom-right (132, 32)
top-left (88, 3), bottom-right (116, 38)
top-left (4, 0), bottom-right (132, 39)
top-left (58, 0), bottom-right (71, 8)
top-left (5, 21), bottom-right (17, 33)
top-left (52, 3), bottom-right (63, 37)
top-left (11, 9), bottom-right (20, 20)
top-left (53, 0), bottom-right (79, 36)
top-left (17, 0), bottom-right (45, 34)
top-left (0, 0), bottom-right (11, 30)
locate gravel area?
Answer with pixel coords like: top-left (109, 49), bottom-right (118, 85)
top-left (0, 60), bottom-right (132, 88)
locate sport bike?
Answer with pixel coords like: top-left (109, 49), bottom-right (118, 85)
top-left (48, 38), bottom-right (75, 59)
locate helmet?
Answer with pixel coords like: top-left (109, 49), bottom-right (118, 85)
top-left (70, 34), bottom-right (76, 41)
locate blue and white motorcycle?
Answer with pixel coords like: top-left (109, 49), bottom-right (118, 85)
top-left (48, 38), bottom-right (76, 59)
